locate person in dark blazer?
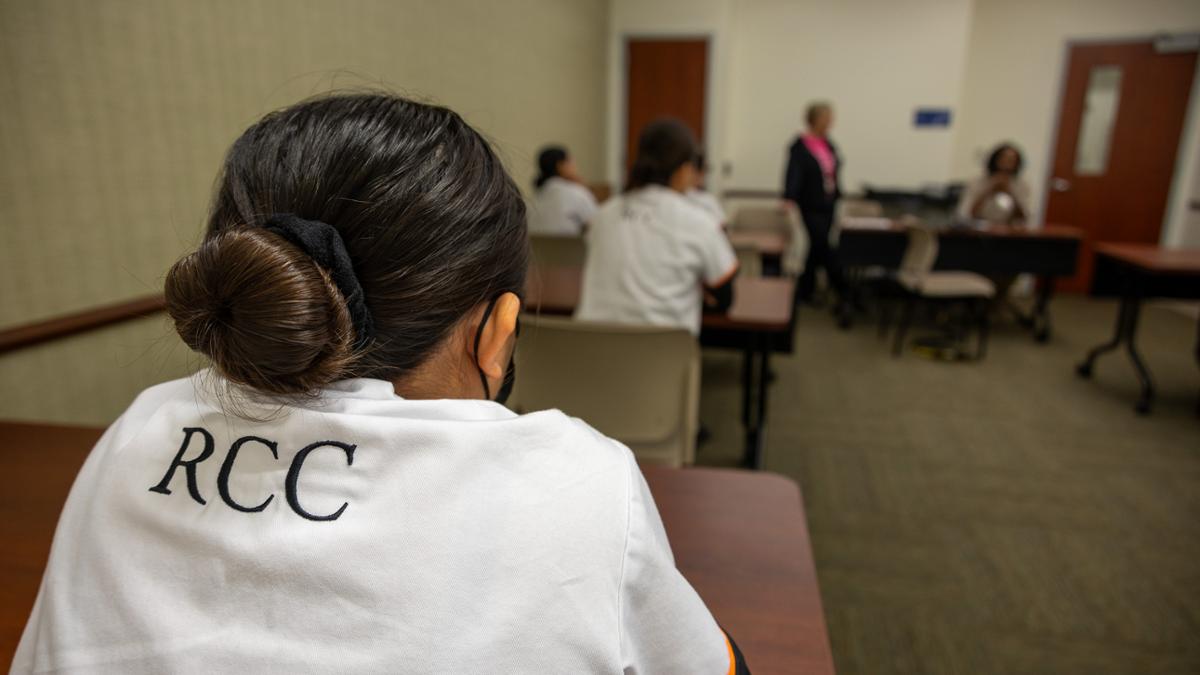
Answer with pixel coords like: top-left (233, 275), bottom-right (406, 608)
top-left (784, 101), bottom-right (846, 304)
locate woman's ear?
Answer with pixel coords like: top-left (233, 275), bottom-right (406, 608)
top-left (473, 292), bottom-right (521, 383)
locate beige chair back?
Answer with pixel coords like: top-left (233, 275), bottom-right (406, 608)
top-left (734, 245), bottom-right (763, 278)
top-left (730, 205), bottom-right (789, 232)
top-left (899, 224), bottom-right (939, 283)
top-left (729, 204), bottom-right (809, 277)
top-left (838, 198), bottom-right (884, 218)
top-left (507, 315), bottom-right (700, 467)
top-left (530, 234), bottom-right (586, 269)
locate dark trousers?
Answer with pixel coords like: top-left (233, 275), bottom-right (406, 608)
top-left (798, 210), bottom-right (845, 302)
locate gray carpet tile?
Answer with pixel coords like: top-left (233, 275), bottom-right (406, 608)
top-left (697, 295), bottom-right (1200, 675)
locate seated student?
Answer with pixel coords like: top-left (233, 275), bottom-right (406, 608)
top-left (527, 145), bottom-right (598, 236)
top-left (14, 94), bottom-right (748, 675)
top-left (686, 152), bottom-right (727, 226)
top-left (577, 119), bottom-right (738, 335)
top-left (957, 142), bottom-right (1031, 224)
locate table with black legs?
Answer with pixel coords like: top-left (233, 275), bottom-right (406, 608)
top-left (1075, 243), bottom-right (1200, 414)
top-left (838, 222), bottom-right (1082, 341)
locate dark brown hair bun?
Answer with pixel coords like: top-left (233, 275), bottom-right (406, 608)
top-left (164, 227), bottom-right (356, 395)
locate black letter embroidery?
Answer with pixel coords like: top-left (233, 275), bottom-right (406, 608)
top-left (217, 436), bottom-right (279, 513)
top-left (149, 427), bottom-right (216, 505)
top-left (285, 440), bottom-right (357, 521)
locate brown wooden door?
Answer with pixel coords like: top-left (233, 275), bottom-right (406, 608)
top-left (1045, 41), bottom-right (1197, 292)
top-left (625, 39), bottom-right (708, 178)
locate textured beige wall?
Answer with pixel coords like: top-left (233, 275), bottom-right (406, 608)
top-left (0, 0), bottom-right (607, 327)
top-left (0, 315), bottom-right (200, 425)
top-left (0, 0), bottom-right (607, 423)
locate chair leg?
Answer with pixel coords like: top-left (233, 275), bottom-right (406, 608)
top-left (878, 298), bottom-right (893, 339)
top-left (893, 296), bottom-right (916, 357)
top-left (976, 298), bottom-right (990, 360)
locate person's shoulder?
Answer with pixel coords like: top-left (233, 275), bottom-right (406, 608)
top-left (663, 190), bottom-right (721, 232)
top-left (508, 408), bottom-right (639, 483)
top-left (126, 373), bottom-right (203, 416)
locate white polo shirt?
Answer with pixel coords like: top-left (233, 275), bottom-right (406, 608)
top-left (14, 373), bottom-right (735, 674)
top-left (577, 185), bottom-right (738, 336)
top-left (528, 176), bottom-right (599, 236)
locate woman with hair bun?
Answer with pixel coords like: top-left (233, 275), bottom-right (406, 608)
top-left (14, 94), bottom-right (748, 675)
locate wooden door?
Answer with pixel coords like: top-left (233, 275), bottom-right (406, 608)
top-left (625, 39), bottom-right (708, 178)
top-left (1045, 41), bottom-right (1197, 292)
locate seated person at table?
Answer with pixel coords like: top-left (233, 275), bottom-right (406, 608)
top-left (527, 144), bottom-right (598, 236)
top-left (957, 142), bottom-right (1031, 224)
top-left (14, 94), bottom-right (748, 675)
top-left (687, 151), bottom-right (727, 226)
top-left (577, 118), bottom-right (739, 335)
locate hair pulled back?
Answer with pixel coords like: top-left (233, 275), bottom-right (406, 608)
top-left (165, 93), bottom-right (529, 396)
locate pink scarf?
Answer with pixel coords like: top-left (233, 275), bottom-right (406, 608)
top-left (802, 134), bottom-right (836, 195)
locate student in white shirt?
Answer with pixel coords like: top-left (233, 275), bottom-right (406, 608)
top-left (686, 152), bottom-right (727, 226)
top-left (14, 94), bottom-right (748, 675)
top-left (527, 145), bottom-right (598, 236)
top-left (577, 119), bottom-right (739, 336)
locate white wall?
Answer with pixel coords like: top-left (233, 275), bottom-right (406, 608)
top-left (725, 0), bottom-right (974, 193)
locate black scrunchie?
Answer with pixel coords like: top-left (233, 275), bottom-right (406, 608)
top-left (262, 214), bottom-right (375, 351)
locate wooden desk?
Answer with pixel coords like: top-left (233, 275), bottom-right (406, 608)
top-left (643, 465), bottom-right (835, 674)
top-left (1076, 243), bottom-right (1200, 414)
top-left (0, 422), bottom-right (835, 674)
top-left (838, 222), bottom-right (1083, 341)
top-left (525, 268), bottom-right (796, 467)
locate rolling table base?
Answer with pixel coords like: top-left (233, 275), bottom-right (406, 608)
top-left (1076, 292), bottom-right (1155, 414)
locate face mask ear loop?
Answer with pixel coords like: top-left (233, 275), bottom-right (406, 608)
top-left (473, 298), bottom-right (499, 400)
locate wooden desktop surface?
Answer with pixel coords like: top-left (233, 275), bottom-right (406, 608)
top-left (0, 421), bottom-right (834, 674)
top-left (1093, 243), bottom-right (1200, 276)
top-left (839, 220), bottom-right (1084, 241)
top-left (526, 266), bottom-right (795, 332)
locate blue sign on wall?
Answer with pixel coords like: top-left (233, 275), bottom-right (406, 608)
top-left (914, 108), bottom-right (952, 128)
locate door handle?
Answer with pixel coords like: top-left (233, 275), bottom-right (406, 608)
top-left (1051, 177), bottom-right (1072, 192)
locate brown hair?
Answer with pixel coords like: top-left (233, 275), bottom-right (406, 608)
top-left (165, 93), bottom-right (528, 396)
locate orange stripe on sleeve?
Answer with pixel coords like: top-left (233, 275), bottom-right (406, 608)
top-left (724, 630), bottom-right (736, 675)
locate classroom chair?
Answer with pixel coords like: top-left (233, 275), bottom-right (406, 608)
top-left (729, 204), bottom-right (809, 277)
top-left (507, 315), bottom-right (700, 467)
top-left (883, 224), bottom-right (995, 359)
top-left (837, 198), bottom-right (884, 219)
top-left (529, 234), bottom-right (586, 269)
top-left (734, 243), bottom-right (764, 278)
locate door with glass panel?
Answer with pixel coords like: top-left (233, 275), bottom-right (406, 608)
top-left (1045, 39), bottom-right (1197, 292)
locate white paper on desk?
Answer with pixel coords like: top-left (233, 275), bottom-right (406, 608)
top-left (840, 217), bottom-right (893, 230)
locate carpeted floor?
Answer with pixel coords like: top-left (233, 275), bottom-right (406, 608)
top-left (697, 295), bottom-right (1200, 675)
